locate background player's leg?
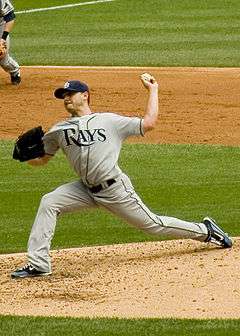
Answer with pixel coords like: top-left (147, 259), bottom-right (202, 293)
top-left (0, 36), bottom-right (20, 80)
top-left (28, 181), bottom-right (97, 272)
top-left (93, 174), bottom-right (208, 242)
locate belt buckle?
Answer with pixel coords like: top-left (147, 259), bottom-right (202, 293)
top-left (101, 181), bottom-right (109, 189)
top-left (90, 179), bottom-right (116, 193)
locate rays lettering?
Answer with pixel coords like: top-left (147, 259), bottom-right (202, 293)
top-left (63, 128), bottom-right (107, 147)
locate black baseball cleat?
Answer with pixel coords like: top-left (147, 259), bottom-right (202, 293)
top-left (10, 72), bottom-right (21, 85)
top-left (11, 264), bottom-right (52, 279)
top-left (203, 217), bottom-right (232, 248)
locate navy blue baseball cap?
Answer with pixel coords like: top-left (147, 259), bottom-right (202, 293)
top-left (54, 80), bottom-right (89, 99)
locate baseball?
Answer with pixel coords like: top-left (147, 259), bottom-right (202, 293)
top-left (141, 73), bottom-right (154, 83)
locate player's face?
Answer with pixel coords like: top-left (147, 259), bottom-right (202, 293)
top-left (63, 91), bottom-right (86, 115)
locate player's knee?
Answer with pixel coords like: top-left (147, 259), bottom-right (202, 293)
top-left (40, 193), bottom-right (57, 211)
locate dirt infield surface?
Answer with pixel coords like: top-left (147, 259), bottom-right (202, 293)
top-left (1, 66), bottom-right (240, 144)
top-left (0, 67), bottom-right (239, 319)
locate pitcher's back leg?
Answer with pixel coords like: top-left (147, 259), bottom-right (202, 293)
top-left (28, 180), bottom-right (97, 272)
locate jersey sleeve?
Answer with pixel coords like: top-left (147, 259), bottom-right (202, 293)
top-left (43, 130), bottom-right (60, 156)
top-left (113, 114), bottom-right (144, 139)
top-left (1, 0), bottom-right (14, 16)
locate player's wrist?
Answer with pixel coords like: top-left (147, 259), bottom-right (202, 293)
top-left (1, 31), bottom-right (9, 40)
top-left (149, 85), bottom-right (159, 92)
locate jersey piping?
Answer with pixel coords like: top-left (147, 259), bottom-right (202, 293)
top-left (85, 114), bottom-right (97, 185)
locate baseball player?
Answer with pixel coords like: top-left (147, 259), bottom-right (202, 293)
top-left (11, 74), bottom-right (232, 278)
top-left (0, 0), bottom-right (21, 84)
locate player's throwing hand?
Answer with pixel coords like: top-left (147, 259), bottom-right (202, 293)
top-left (140, 73), bottom-right (158, 89)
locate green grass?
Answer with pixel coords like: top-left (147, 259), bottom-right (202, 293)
top-left (1, 316), bottom-right (240, 336)
top-left (0, 141), bottom-right (239, 254)
top-left (10, 0), bottom-right (240, 66)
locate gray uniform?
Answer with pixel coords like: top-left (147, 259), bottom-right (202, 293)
top-left (28, 113), bottom-right (208, 272)
top-left (0, 0), bottom-right (19, 76)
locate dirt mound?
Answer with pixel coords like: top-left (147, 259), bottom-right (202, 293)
top-left (0, 239), bottom-right (239, 319)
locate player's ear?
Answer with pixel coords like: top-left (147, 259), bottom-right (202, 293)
top-left (83, 91), bottom-right (90, 104)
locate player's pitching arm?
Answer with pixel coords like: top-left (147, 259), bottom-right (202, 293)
top-left (26, 74), bottom-right (158, 165)
top-left (140, 73), bottom-right (159, 133)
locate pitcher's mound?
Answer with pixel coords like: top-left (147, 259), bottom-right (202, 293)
top-left (0, 238), bottom-right (239, 319)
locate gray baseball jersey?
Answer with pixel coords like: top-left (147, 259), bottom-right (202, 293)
top-left (43, 113), bottom-right (144, 186)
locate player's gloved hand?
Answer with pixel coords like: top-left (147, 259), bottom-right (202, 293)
top-left (13, 126), bottom-right (45, 162)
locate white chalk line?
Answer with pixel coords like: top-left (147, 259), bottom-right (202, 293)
top-left (15, 0), bottom-right (116, 15)
top-left (21, 65), bottom-right (240, 72)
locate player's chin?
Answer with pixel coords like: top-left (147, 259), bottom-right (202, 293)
top-left (64, 103), bottom-right (74, 112)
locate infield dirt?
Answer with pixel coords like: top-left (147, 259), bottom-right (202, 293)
top-left (0, 67), bottom-right (239, 319)
top-left (1, 67), bottom-right (240, 145)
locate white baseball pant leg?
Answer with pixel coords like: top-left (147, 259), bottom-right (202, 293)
top-left (0, 27), bottom-right (20, 75)
top-left (27, 181), bottom-right (97, 272)
top-left (92, 174), bottom-right (208, 241)
top-left (28, 174), bottom-right (208, 273)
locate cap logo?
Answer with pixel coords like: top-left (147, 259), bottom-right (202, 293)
top-left (64, 82), bottom-right (70, 89)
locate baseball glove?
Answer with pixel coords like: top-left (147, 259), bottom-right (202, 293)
top-left (13, 126), bottom-right (45, 162)
top-left (0, 40), bottom-right (7, 59)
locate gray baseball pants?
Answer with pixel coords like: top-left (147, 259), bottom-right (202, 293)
top-left (0, 24), bottom-right (19, 76)
top-left (28, 173), bottom-right (208, 272)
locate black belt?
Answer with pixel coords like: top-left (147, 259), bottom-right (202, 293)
top-left (89, 178), bottom-right (116, 193)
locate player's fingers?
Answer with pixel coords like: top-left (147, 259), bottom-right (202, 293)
top-left (150, 75), bottom-right (156, 83)
top-left (140, 73), bottom-right (156, 84)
